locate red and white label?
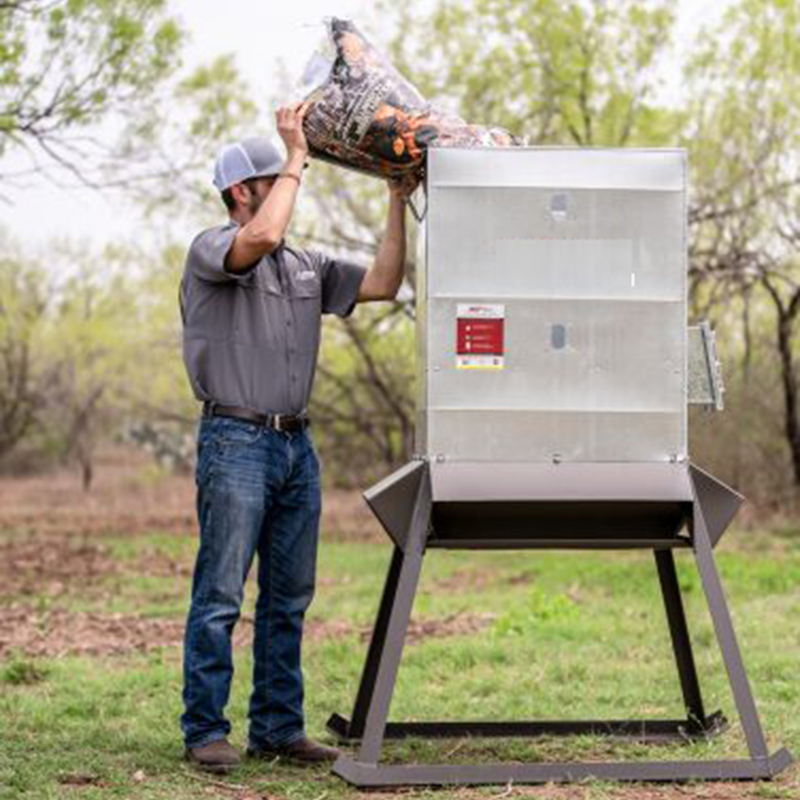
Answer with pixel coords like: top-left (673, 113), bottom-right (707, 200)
top-left (456, 303), bottom-right (505, 369)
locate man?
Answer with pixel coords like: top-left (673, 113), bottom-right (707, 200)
top-left (179, 102), bottom-right (410, 774)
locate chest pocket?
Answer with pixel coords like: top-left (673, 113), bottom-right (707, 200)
top-left (289, 272), bottom-right (322, 299)
top-left (253, 264), bottom-right (282, 296)
top-left (287, 272), bottom-right (323, 352)
top-left (223, 264), bottom-right (284, 348)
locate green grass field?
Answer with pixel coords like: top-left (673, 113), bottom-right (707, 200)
top-left (1, 522), bottom-right (799, 799)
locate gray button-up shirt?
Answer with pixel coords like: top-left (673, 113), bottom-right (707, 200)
top-left (180, 221), bottom-right (366, 415)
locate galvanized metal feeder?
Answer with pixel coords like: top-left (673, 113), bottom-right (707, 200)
top-left (328, 147), bottom-right (793, 787)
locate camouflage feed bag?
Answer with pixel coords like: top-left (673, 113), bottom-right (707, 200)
top-left (301, 18), bottom-right (524, 187)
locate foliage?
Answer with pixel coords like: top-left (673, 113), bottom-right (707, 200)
top-left (0, 0), bottom-right (183, 188)
top-left (123, 242), bottom-right (196, 423)
top-left (685, 0), bottom-right (800, 495)
top-left (131, 54), bottom-right (261, 223)
top-left (177, 55), bottom-right (258, 144)
top-left (312, 304), bottom-right (415, 486)
top-left (46, 256), bottom-right (143, 488)
top-left (492, 587), bottom-right (579, 637)
top-left (0, 243), bottom-right (58, 462)
top-left (0, 656), bottom-right (50, 685)
top-left (383, 0), bottom-right (682, 146)
top-left (0, 24), bottom-right (264, 482)
top-left (0, 238), bottom-right (196, 485)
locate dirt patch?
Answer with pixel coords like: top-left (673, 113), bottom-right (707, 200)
top-left (434, 569), bottom-right (498, 592)
top-left (451, 782), bottom-right (799, 800)
top-left (0, 606), bottom-right (188, 658)
top-left (130, 547), bottom-right (194, 579)
top-left (0, 531), bottom-right (368, 605)
top-left (0, 535), bottom-right (119, 600)
top-left (56, 773), bottom-right (110, 789)
top-left (0, 533), bottom-right (199, 608)
top-left (432, 570), bottom-right (540, 595)
top-left (0, 606), bottom-right (494, 659)
top-left (0, 444), bottom-right (382, 541)
top-left (0, 509), bottom-right (198, 538)
top-left (318, 487), bottom-right (384, 541)
top-left (362, 612), bottom-right (496, 646)
top-left (0, 447), bottom-right (197, 537)
top-left (0, 606), bottom-right (355, 658)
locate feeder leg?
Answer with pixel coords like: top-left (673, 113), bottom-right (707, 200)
top-left (691, 490), bottom-right (769, 760)
top-left (655, 548), bottom-right (707, 727)
top-left (356, 473), bottom-right (432, 765)
top-left (345, 545), bottom-right (405, 738)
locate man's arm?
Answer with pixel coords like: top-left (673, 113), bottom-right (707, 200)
top-left (357, 184), bottom-right (408, 302)
top-left (226, 104), bottom-right (309, 273)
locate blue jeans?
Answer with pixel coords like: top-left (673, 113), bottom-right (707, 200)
top-left (181, 416), bottom-right (321, 749)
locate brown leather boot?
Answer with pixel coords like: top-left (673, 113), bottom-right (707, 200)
top-left (185, 738), bottom-right (241, 773)
top-left (247, 736), bottom-right (341, 764)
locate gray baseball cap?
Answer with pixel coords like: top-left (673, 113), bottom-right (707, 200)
top-left (212, 137), bottom-right (284, 191)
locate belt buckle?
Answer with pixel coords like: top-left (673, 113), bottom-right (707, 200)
top-left (273, 414), bottom-right (283, 432)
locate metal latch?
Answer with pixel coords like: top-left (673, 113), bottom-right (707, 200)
top-left (688, 321), bottom-right (725, 411)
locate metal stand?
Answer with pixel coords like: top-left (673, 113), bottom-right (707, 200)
top-left (328, 461), bottom-right (793, 787)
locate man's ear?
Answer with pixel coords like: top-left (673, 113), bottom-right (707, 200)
top-left (230, 182), bottom-right (250, 209)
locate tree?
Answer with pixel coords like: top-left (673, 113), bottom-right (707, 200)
top-left (312, 305), bottom-right (415, 485)
top-left (0, 235), bottom-right (190, 487)
top-left (685, 0), bottom-right (800, 497)
top-left (133, 54), bottom-right (260, 224)
top-left (47, 260), bottom-right (141, 490)
top-left (0, 0), bottom-right (183, 189)
top-left (124, 241), bottom-right (198, 425)
top-left (383, 0), bottom-right (681, 147)
top-left (0, 244), bottom-right (58, 461)
top-left (0, 8), bottom-right (282, 481)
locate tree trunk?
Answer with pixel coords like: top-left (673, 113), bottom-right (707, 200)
top-left (81, 457), bottom-right (93, 492)
top-left (774, 303), bottom-right (800, 486)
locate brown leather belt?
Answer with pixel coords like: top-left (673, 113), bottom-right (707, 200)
top-left (202, 402), bottom-right (309, 432)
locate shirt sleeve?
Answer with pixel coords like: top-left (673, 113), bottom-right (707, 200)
top-left (186, 224), bottom-right (258, 284)
top-left (310, 250), bottom-right (367, 317)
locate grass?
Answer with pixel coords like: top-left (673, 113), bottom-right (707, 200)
top-left (1, 525), bottom-right (799, 799)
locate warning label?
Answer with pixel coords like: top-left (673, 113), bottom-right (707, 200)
top-left (456, 303), bottom-right (505, 369)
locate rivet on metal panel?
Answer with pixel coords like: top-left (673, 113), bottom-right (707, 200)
top-left (549, 192), bottom-right (570, 221)
top-left (551, 324), bottom-right (567, 350)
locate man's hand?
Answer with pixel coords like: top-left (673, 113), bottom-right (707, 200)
top-left (387, 173), bottom-right (421, 201)
top-left (276, 102), bottom-right (310, 158)
top-left (224, 104), bottom-right (312, 272)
